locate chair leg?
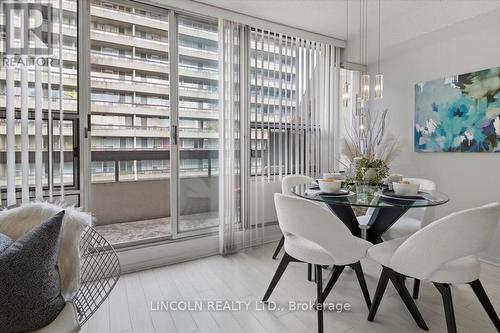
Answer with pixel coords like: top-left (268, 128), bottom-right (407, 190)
top-left (272, 236), bottom-right (285, 260)
top-left (469, 279), bottom-right (500, 331)
top-left (351, 262), bottom-right (372, 310)
top-left (263, 253), bottom-right (291, 302)
top-left (390, 273), bottom-right (429, 331)
top-left (368, 266), bottom-right (391, 321)
top-left (433, 283), bottom-right (457, 333)
top-left (316, 265), bottom-right (324, 333)
top-left (413, 279), bottom-right (421, 299)
top-left (319, 265), bottom-right (345, 303)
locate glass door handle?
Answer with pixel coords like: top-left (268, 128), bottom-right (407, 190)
top-left (172, 125), bottom-right (178, 145)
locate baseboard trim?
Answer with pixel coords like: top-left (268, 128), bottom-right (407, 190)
top-left (118, 225), bottom-right (282, 273)
top-left (479, 254), bottom-right (500, 267)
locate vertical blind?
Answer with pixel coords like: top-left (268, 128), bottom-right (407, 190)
top-left (249, 29), bottom-right (338, 179)
top-left (2, 0), bottom-right (74, 206)
top-left (218, 19), bottom-right (242, 254)
top-left (218, 26), bottom-right (339, 254)
top-left (248, 28), bottom-right (338, 242)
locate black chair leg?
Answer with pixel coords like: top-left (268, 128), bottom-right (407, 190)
top-left (368, 266), bottom-right (391, 321)
top-left (316, 265), bottom-right (324, 333)
top-left (263, 253), bottom-right (291, 302)
top-left (433, 283), bottom-right (457, 333)
top-left (469, 279), bottom-right (500, 332)
top-left (272, 236), bottom-right (285, 260)
top-left (390, 272), bottom-right (429, 330)
top-left (308, 263), bottom-right (313, 282)
top-left (351, 262), bottom-right (372, 310)
top-left (319, 265), bottom-right (345, 303)
top-left (413, 279), bottom-right (421, 299)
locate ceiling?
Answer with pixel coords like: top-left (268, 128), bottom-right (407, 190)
top-left (194, 0), bottom-right (500, 63)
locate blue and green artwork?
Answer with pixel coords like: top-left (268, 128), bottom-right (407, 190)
top-left (415, 67), bottom-right (500, 152)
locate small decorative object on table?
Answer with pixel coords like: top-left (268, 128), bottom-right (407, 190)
top-left (353, 158), bottom-right (389, 186)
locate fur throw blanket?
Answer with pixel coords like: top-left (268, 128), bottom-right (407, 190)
top-left (0, 202), bottom-right (92, 301)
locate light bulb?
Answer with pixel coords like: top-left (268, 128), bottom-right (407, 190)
top-left (374, 73), bottom-right (383, 99)
top-left (342, 81), bottom-right (350, 107)
top-left (361, 73), bottom-right (370, 100)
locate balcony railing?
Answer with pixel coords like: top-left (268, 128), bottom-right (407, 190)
top-left (91, 74), bottom-right (169, 87)
top-left (91, 100), bottom-right (168, 110)
top-left (91, 51), bottom-right (168, 65)
top-left (92, 124), bottom-right (169, 132)
top-left (91, 148), bottom-right (219, 182)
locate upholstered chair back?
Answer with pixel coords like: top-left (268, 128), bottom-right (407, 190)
top-left (274, 193), bottom-right (369, 265)
top-left (390, 202), bottom-right (500, 280)
top-left (281, 175), bottom-right (315, 195)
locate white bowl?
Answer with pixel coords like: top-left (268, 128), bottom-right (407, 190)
top-left (323, 172), bottom-right (345, 181)
top-left (318, 179), bottom-right (342, 193)
top-left (392, 182), bottom-right (420, 196)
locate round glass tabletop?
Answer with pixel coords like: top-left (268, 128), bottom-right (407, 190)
top-left (294, 185), bottom-right (449, 209)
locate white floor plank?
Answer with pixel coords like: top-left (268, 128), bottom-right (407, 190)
top-left (153, 265), bottom-right (200, 333)
top-left (108, 277), bottom-right (132, 333)
top-left (124, 273), bottom-right (156, 333)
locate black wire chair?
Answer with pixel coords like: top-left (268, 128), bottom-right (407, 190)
top-left (72, 226), bottom-right (121, 326)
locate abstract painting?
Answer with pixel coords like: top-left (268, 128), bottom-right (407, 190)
top-left (415, 67), bottom-right (500, 152)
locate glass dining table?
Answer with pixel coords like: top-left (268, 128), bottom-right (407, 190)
top-left (293, 185), bottom-right (450, 244)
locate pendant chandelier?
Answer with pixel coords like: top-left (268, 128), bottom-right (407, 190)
top-left (342, 0), bottom-right (350, 108)
top-left (343, 0), bottom-right (384, 109)
top-left (374, 0), bottom-right (383, 99)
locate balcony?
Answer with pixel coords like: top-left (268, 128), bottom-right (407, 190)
top-left (0, 68), bottom-right (78, 88)
top-left (91, 101), bottom-right (169, 117)
top-left (178, 25), bottom-right (218, 42)
top-left (179, 65), bottom-right (218, 81)
top-left (179, 86), bottom-right (218, 101)
top-left (91, 75), bottom-right (169, 95)
top-left (179, 107), bottom-right (219, 120)
top-left (0, 96), bottom-right (78, 113)
top-left (90, 52), bottom-right (168, 73)
top-left (91, 29), bottom-right (168, 52)
top-left (91, 5), bottom-right (168, 31)
top-left (91, 124), bottom-right (169, 138)
top-left (90, 147), bottom-right (220, 245)
top-left (179, 45), bottom-right (218, 61)
top-left (95, 211), bottom-right (218, 245)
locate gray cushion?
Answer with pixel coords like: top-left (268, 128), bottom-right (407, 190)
top-left (0, 210), bottom-right (66, 332)
top-left (0, 233), bottom-right (13, 253)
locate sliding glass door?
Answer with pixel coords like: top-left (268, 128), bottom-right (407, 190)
top-left (176, 15), bottom-right (219, 234)
top-left (89, 0), bottom-right (173, 245)
top-left (88, 1), bottom-right (219, 245)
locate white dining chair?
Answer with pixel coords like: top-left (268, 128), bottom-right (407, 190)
top-left (263, 194), bottom-right (373, 333)
top-left (358, 177), bottom-right (437, 298)
top-left (273, 175), bottom-right (315, 265)
top-left (367, 202), bottom-right (500, 333)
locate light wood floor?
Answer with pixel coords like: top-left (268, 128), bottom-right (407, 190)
top-left (82, 242), bottom-right (500, 333)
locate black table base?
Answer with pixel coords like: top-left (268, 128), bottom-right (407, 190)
top-left (322, 195), bottom-right (412, 244)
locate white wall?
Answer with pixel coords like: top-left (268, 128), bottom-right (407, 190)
top-left (367, 12), bottom-right (500, 264)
